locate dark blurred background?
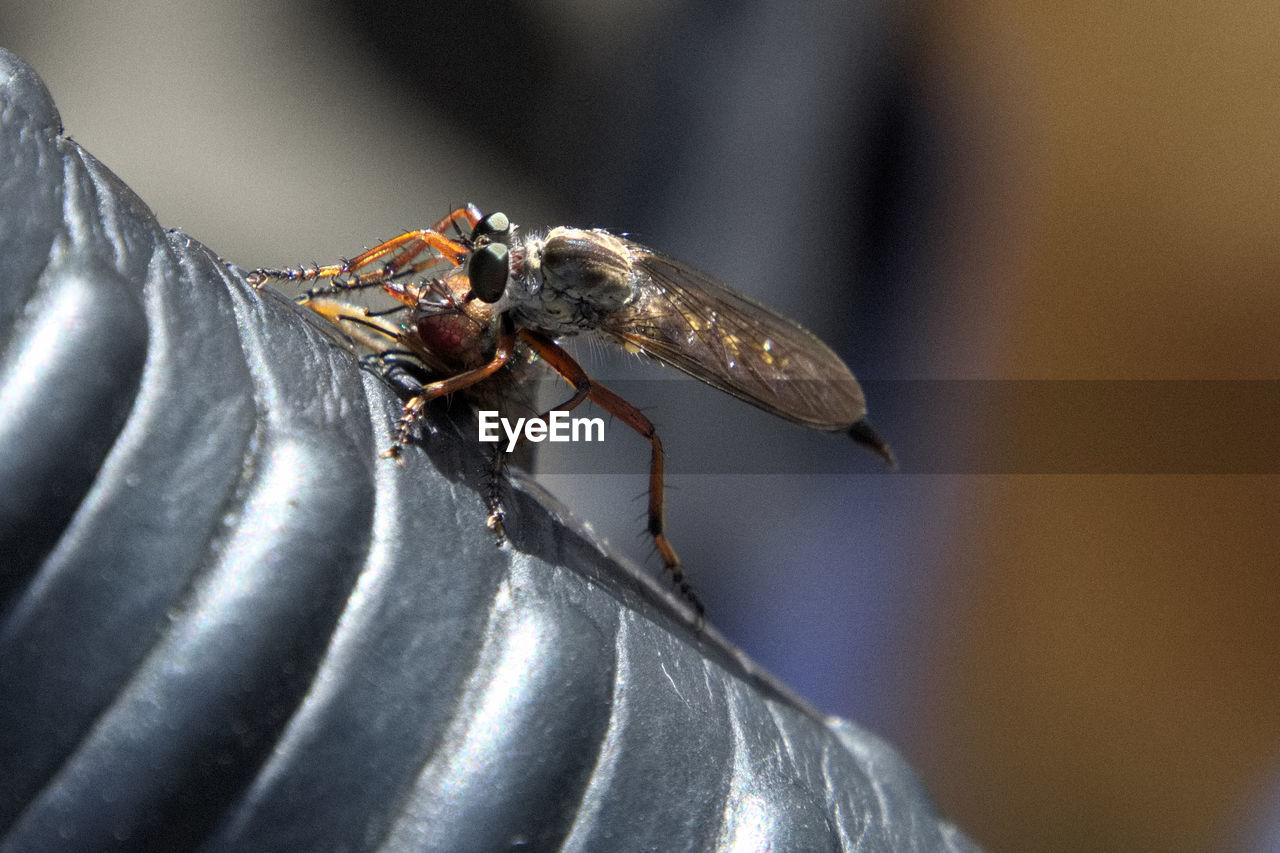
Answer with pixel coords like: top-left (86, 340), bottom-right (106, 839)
top-left (2, 1), bottom-right (1277, 850)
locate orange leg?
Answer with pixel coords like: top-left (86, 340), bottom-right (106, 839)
top-left (518, 329), bottom-right (703, 618)
top-left (301, 295), bottom-right (406, 352)
top-left (382, 315), bottom-right (516, 459)
top-left (246, 206), bottom-right (481, 295)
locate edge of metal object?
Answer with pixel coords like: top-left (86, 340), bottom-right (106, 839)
top-left (0, 46), bottom-right (981, 853)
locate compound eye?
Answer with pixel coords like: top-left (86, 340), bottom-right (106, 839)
top-left (472, 211), bottom-right (512, 244)
top-left (466, 243), bottom-right (509, 303)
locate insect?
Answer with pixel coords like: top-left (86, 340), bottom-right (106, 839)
top-left (248, 204), bottom-right (894, 616)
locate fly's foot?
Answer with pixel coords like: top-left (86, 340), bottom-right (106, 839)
top-left (246, 263), bottom-right (327, 290)
top-left (378, 443), bottom-right (407, 466)
top-left (669, 564), bottom-right (706, 624)
top-left (655, 533), bottom-right (704, 621)
top-left (380, 397), bottom-right (427, 462)
top-left (486, 506), bottom-right (507, 542)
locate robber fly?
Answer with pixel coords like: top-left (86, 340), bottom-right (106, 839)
top-left (248, 204), bottom-right (893, 616)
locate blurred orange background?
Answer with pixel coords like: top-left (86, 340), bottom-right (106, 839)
top-left (914, 3), bottom-right (1280, 850)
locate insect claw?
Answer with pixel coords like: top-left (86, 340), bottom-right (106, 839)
top-left (486, 509), bottom-right (507, 541)
top-left (379, 444), bottom-right (407, 466)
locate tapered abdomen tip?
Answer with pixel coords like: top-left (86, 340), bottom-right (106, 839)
top-left (848, 417), bottom-right (897, 470)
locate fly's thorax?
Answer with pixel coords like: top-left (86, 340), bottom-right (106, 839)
top-left (508, 228), bottom-right (638, 335)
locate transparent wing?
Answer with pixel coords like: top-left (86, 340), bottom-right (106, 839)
top-left (599, 242), bottom-right (867, 430)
